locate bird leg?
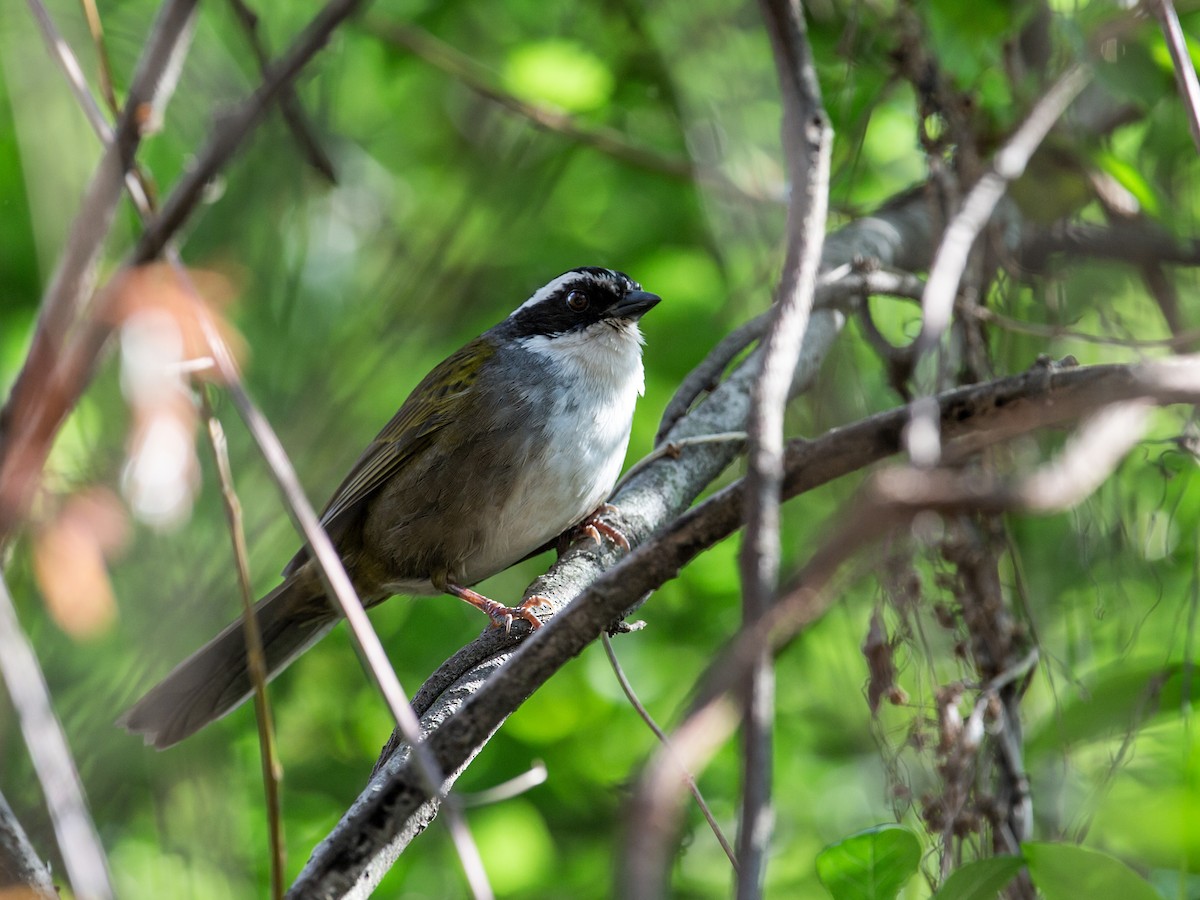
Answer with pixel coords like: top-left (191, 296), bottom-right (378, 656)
top-left (578, 503), bottom-right (631, 552)
top-left (443, 581), bottom-right (544, 633)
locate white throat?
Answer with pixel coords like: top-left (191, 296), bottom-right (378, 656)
top-left (516, 320), bottom-right (646, 398)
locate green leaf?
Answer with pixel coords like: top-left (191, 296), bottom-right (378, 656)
top-left (932, 856), bottom-right (1024, 900)
top-left (816, 825), bottom-right (921, 900)
top-left (1023, 842), bottom-right (1162, 900)
top-left (1092, 149), bottom-right (1163, 216)
top-left (922, 0), bottom-right (1025, 84)
top-left (1026, 662), bottom-right (1185, 756)
top-left (503, 41), bottom-right (614, 113)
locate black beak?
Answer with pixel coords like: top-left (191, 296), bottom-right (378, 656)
top-left (608, 290), bottom-right (661, 321)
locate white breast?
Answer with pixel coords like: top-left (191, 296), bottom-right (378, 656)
top-left (459, 321), bottom-right (645, 583)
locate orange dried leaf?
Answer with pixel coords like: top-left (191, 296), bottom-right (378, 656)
top-left (32, 508), bottom-right (117, 640)
top-left (101, 262), bottom-right (246, 381)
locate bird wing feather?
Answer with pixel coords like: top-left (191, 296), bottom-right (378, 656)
top-left (281, 337), bottom-right (495, 576)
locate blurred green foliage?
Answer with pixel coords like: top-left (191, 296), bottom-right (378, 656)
top-left (2, 0), bottom-right (1200, 897)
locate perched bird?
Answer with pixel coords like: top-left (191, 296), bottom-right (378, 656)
top-left (120, 267), bottom-right (660, 748)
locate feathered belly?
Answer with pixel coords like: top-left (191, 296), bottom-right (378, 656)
top-left (458, 397), bottom-right (634, 585)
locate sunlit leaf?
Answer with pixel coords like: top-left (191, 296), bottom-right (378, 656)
top-left (816, 825), bottom-right (921, 900)
top-left (1023, 843), bottom-right (1161, 900)
top-left (503, 41), bottom-right (614, 113)
top-left (1091, 149), bottom-right (1163, 217)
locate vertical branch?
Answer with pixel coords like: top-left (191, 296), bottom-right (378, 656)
top-left (737, 1), bottom-right (831, 896)
top-left (203, 401), bottom-right (286, 900)
top-left (941, 519), bottom-right (1035, 899)
top-left (0, 569), bottom-right (113, 900)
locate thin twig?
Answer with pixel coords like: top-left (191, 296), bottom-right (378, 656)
top-left (618, 433), bottom-right (748, 492)
top-left (0, 568), bottom-right (113, 900)
top-left (458, 763), bottom-right (548, 808)
top-left (202, 398), bottom-right (285, 900)
top-left (908, 64), bottom-right (1091, 464)
top-left (655, 268), bottom-right (925, 445)
top-left (1150, 0), bottom-right (1200, 154)
top-left (656, 318), bottom-right (770, 446)
top-left (226, 0), bottom-right (337, 182)
top-left (365, 17), bottom-right (774, 204)
top-left (77, 0), bottom-right (119, 113)
top-left (971, 305), bottom-right (1200, 350)
top-left (24, 0), bottom-right (158, 213)
top-left (602, 634), bottom-right (738, 870)
top-left (133, 0), bottom-right (369, 264)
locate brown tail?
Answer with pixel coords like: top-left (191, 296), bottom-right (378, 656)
top-left (118, 578), bottom-right (336, 749)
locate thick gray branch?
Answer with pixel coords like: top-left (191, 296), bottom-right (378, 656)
top-left (295, 348), bottom-right (1200, 896)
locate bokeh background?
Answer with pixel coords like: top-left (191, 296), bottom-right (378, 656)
top-left (2, 0), bottom-right (1200, 896)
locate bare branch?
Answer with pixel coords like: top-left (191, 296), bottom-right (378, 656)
top-left (909, 64), bottom-right (1091, 464)
top-left (1149, 0), bottom-right (1200, 154)
top-left (226, 0), bottom-right (337, 182)
top-left (876, 402), bottom-right (1152, 513)
top-left (734, 0), bottom-right (831, 893)
top-left (654, 268), bottom-right (925, 445)
top-left (0, 790), bottom-right (56, 899)
top-left (601, 634), bottom-right (738, 871)
top-left (202, 401), bottom-right (285, 900)
top-left (1019, 220), bottom-right (1200, 271)
top-left (132, 0), bottom-right (369, 264)
top-left (0, 568), bottom-right (113, 899)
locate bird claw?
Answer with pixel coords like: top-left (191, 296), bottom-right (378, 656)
top-left (444, 581), bottom-right (543, 632)
top-left (483, 596), bottom-right (545, 633)
top-left (579, 504), bottom-right (631, 552)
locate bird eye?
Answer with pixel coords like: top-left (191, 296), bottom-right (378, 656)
top-left (566, 290), bottom-right (589, 312)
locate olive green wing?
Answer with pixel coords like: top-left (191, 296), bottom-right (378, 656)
top-left (282, 337), bottom-right (495, 576)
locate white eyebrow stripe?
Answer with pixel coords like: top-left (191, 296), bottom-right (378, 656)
top-left (511, 271), bottom-right (605, 315)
